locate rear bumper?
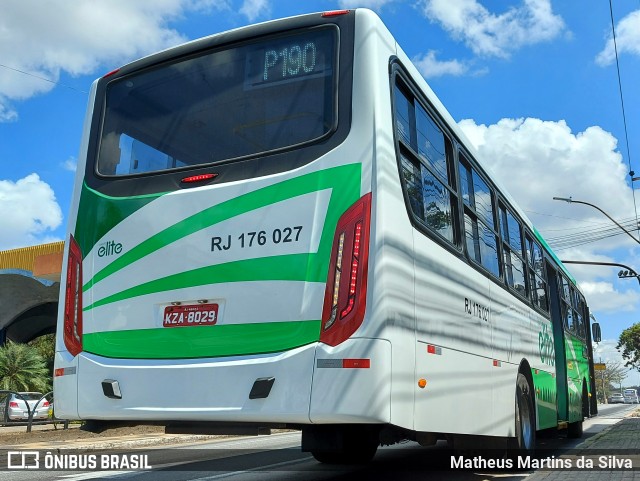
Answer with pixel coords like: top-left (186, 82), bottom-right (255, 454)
top-left (54, 338), bottom-right (391, 425)
top-left (62, 344), bottom-right (316, 423)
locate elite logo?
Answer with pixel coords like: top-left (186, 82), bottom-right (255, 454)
top-left (98, 240), bottom-right (123, 257)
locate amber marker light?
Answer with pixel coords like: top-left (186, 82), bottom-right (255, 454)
top-left (418, 379), bottom-right (427, 389)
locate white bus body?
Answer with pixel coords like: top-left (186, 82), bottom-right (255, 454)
top-left (54, 9), bottom-right (596, 461)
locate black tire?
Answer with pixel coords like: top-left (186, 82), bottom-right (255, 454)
top-left (568, 385), bottom-right (587, 439)
top-left (510, 373), bottom-right (536, 452)
top-left (311, 443), bottom-right (377, 464)
top-left (567, 419), bottom-right (583, 438)
top-left (311, 446), bottom-right (378, 464)
top-left (310, 427), bottom-right (378, 465)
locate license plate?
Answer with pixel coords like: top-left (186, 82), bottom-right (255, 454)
top-left (163, 304), bottom-right (218, 327)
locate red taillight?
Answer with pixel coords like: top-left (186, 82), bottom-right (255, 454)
top-left (42, 401), bottom-right (50, 407)
top-left (103, 68), bottom-right (120, 78)
top-left (181, 173), bottom-right (218, 183)
top-left (63, 234), bottom-right (83, 357)
top-left (320, 193), bottom-right (372, 346)
top-left (9, 402), bottom-right (19, 408)
top-left (322, 10), bottom-right (350, 17)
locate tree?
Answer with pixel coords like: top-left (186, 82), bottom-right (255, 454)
top-left (0, 341), bottom-right (50, 393)
top-left (28, 334), bottom-right (55, 375)
top-left (617, 323), bottom-right (640, 372)
top-left (596, 361), bottom-right (628, 402)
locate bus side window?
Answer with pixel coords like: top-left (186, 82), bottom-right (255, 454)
top-left (460, 157), bottom-right (500, 278)
top-left (499, 204), bottom-right (526, 297)
top-left (574, 292), bottom-right (586, 339)
top-left (393, 78), bottom-right (458, 246)
top-left (525, 235), bottom-right (549, 312)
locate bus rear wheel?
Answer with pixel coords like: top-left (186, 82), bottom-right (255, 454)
top-left (510, 373), bottom-right (536, 452)
top-left (311, 443), bottom-right (377, 464)
top-left (567, 385), bottom-right (587, 439)
top-left (304, 425), bottom-right (379, 464)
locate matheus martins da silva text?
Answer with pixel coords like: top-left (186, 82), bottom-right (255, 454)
top-left (451, 455), bottom-right (633, 470)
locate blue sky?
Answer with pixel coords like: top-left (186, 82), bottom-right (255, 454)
top-left (1, 1), bottom-right (639, 383)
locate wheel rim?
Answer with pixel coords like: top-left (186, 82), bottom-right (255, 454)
top-left (520, 394), bottom-right (533, 450)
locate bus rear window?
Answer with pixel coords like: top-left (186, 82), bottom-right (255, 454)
top-left (97, 27), bottom-right (336, 176)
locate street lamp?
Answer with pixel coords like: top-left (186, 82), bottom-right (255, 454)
top-left (552, 196), bottom-right (640, 245)
top-left (561, 260), bottom-right (640, 286)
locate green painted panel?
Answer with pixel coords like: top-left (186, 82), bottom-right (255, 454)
top-left (565, 334), bottom-right (588, 423)
top-left (83, 163), bottom-right (361, 292)
top-left (84, 254), bottom-right (318, 311)
top-left (83, 320), bottom-right (322, 359)
top-left (532, 368), bottom-right (558, 429)
top-left (75, 183), bottom-right (164, 258)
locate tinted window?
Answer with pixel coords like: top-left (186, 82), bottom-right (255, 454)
top-left (501, 209), bottom-right (522, 253)
top-left (394, 86), bottom-right (412, 145)
top-left (394, 76), bottom-right (457, 246)
top-left (421, 167), bottom-right (454, 242)
top-left (400, 154), bottom-right (423, 218)
top-left (465, 214), bottom-right (500, 277)
top-left (98, 28), bottom-right (336, 176)
top-left (415, 103), bottom-right (447, 181)
top-left (504, 249), bottom-right (526, 295)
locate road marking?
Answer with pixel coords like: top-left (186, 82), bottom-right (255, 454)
top-left (58, 471), bottom-right (137, 480)
top-left (188, 456), bottom-right (313, 481)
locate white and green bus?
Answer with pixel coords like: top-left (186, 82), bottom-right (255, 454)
top-left (54, 9), bottom-right (599, 462)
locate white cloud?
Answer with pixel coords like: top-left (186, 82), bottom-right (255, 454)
top-left (419, 0), bottom-right (565, 58)
top-left (239, 0), bottom-right (270, 21)
top-left (0, 174), bottom-right (63, 249)
top-left (457, 117), bottom-right (634, 246)
top-left (579, 282), bottom-right (640, 313)
top-left (413, 51), bottom-right (469, 78)
top-left (593, 339), bottom-right (620, 364)
top-left (0, 103), bottom-right (18, 123)
top-left (61, 157), bottom-right (77, 172)
top-left (596, 9), bottom-right (640, 66)
top-left (0, 0), bottom-right (228, 121)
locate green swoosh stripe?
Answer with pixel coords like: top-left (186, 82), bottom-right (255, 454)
top-left (76, 183), bottom-right (165, 258)
top-left (83, 320), bottom-right (321, 359)
top-left (83, 164), bottom-right (360, 292)
top-left (84, 254), bottom-right (318, 311)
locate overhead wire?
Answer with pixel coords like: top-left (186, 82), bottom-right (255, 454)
top-left (547, 219), bottom-right (639, 250)
top-left (0, 62), bottom-right (88, 94)
top-left (607, 0), bottom-right (639, 239)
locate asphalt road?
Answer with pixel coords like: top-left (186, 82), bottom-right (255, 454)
top-left (1, 403), bottom-right (637, 481)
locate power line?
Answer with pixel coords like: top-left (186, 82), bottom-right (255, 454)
top-left (547, 221), bottom-right (639, 250)
top-left (526, 210), bottom-right (638, 231)
top-left (0, 63), bottom-right (88, 94)
top-left (607, 0), bottom-right (639, 238)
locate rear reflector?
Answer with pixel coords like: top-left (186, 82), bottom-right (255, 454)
top-left (54, 367), bottom-right (77, 377)
top-left (342, 358), bottom-right (370, 369)
top-left (320, 193), bottom-right (372, 346)
top-left (317, 358), bottom-right (371, 369)
top-left (63, 234), bottom-right (83, 357)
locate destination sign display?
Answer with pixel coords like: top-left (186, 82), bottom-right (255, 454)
top-left (245, 28), bottom-right (334, 89)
